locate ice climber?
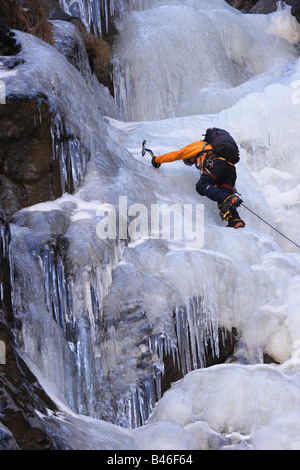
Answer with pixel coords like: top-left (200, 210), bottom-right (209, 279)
top-left (150, 128), bottom-right (245, 229)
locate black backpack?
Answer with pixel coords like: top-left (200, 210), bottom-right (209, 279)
top-left (204, 128), bottom-right (240, 164)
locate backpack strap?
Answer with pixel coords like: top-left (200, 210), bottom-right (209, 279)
top-left (215, 156), bottom-right (235, 167)
top-left (195, 143), bottom-right (211, 170)
top-left (195, 143), bottom-right (236, 171)
top-left (204, 153), bottom-right (236, 169)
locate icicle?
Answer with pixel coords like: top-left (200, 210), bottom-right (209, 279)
top-left (50, 116), bottom-right (90, 194)
top-left (58, 0), bottom-right (156, 36)
top-left (118, 369), bottom-right (163, 429)
top-left (35, 240), bottom-right (70, 335)
top-left (143, 374), bottom-right (157, 417)
top-left (58, 0), bottom-right (105, 36)
top-left (174, 294), bottom-right (220, 377)
top-left (153, 364), bottom-right (162, 402)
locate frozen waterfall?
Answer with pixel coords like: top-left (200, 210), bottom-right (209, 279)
top-left (2, 0), bottom-right (300, 450)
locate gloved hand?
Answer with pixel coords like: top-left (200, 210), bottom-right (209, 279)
top-left (151, 156), bottom-right (161, 168)
top-left (183, 157), bottom-right (195, 166)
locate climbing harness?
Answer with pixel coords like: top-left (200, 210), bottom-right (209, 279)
top-left (241, 203), bottom-right (300, 250)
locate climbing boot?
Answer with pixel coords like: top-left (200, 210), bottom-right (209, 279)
top-left (219, 194), bottom-right (243, 220)
top-left (227, 218), bottom-right (245, 229)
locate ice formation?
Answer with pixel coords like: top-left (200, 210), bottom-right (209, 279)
top-left (2, 0), bottom-right (300, 450)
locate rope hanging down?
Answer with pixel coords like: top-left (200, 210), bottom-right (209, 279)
top-left (241, 203), bottom-right (300, 250)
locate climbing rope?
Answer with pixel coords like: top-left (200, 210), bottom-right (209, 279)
top-left (241, 203), bottom-right (300, 250)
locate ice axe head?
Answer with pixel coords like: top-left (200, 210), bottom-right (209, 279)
top-left (142, 140), bottom-right (147, 157)
top-left (141, 140), bottom-right (154, 158)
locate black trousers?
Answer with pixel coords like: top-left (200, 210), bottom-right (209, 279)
top-left (196, 180), bottom-right (241, 220)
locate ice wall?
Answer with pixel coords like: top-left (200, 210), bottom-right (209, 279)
top-left (146, 361), bottom-right (300, 450)
top-left (3, 29), bottom-right (208, 426)
top-left (4, 0), bottom-right (300, 450)
top-left (104, 0), bottom-right (300, 447)
top-left (113, 2), bottom-right (300, 121)
top-left (10, 203), bottom-right (231, 427)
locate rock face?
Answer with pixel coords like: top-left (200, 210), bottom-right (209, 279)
top-left (0, 16), bottom-right (21, 56)
top-left (0, 214), bottom-right (58, 450)
top-left (228, 0), bottom-right (300, 21)
top-left (0, 21), bottom-right (96, 220)
top-left (289, 0), bottom-right (300, 22)
top-left (250, 0), bottom-right (300, 19)
top-left (0, 19), bottom-right (60, 220)
top-left (0, 96), bottom-right (62, 219)
top-left (0, 15), bottom-right (116, 220)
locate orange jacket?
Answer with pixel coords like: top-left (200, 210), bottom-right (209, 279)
top-left (155, 140), bottom-right (212, 170)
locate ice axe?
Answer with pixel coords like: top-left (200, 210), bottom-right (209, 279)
top-left (141, 140), bottom-right (155, 158)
